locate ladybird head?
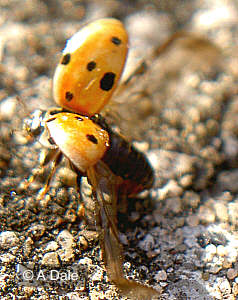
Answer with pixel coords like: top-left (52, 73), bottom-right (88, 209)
top-left (53, 18), bottom-right (128, 116)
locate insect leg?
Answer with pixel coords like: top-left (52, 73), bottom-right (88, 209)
top-left (37, 150), bottom-right (63, 200)
top-left (20, 148), bottom-right (58, 191)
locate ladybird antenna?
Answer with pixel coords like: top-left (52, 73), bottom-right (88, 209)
top-left (16, 95), bottom-right (32, 118)
top-left (15, 95), bottom-right (41, 144)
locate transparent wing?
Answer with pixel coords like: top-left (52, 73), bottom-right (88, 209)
top-left (86, 161), bottom-right (160, 299)
top-left (103, 32), bottom-right (223, 144)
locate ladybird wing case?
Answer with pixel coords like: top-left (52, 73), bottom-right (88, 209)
top-left (53, 18), bottom-right (129, 116)
top-left (45, 113), bottom-right (110, 173)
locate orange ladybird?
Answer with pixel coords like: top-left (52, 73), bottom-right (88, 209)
top-left (53, 18), bottom-right (128, 116)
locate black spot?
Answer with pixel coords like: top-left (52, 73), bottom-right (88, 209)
top-left (86, 134), bottom-right (98, 144)
top-left (75, 116), bottom-right (84, 121)
top-left (61, 53), bottom-right (71, 65)
top-left (100, 72), bottom-right (115, 91)
top-left (48, 137), bottom-right (55, 145)
top-left (65, 91), bottom-right (73, 102)
top-left (87, 61), bottom-right (96, 71)
top-left (111, 36), bottom-right (121, 45)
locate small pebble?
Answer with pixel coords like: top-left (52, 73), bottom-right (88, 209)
top-left (228, 202), bottom-right (238, 226)
top-left (0, 253), bottom-right (15, 263)
top-left (204, 244), bottom-right (217, 262)
top-left (209, 265), bottom-right (223, 274)
top-left (186, 215), bottom-right (199, 227)
top-left (182, 191), bottom-right (200, 208)
top-left (23, 237), bottom-right (34, 257)
top-left (147, 249), bottom-right (160, 258)
top-left (192, 4), bottom-right (238, 30)
top-left (91, 268), bottom-right (104, 282)
top-left (158, 180), bottom-right (183, 200)
top-left (41, 252), bottom-right (60, 267)
top-left (154, 270), bottom-right (167, 281)
top-left (133, 141), bottom-right (149, 152)
top-left (0, 231), bottom-right (19, 249)
top-left (202, 272), bottom-right (210, 281)
top-left (28, 224), bottom-right (46, 239)
top-left (164, 197), bottom-right (182, 214)
top-left (45, 241), bottom-right (59, 252)
top-left (119, 233), bottom-right (128, 245)
top-left (232, 283), bottom-right (238, 296)
top-left (227, 268), bottom-right (238, 280)
top-left (57, 230), bottom-right (74, 249)
top-left (218, 278), bottom-right (232, 294)
top-left (138, 234), bottom-right (155, 252)
top-left (198, 205), bottom-right (216, 224)
top-left (0, 97), bottom-right (17, 120)
top-left (223, 258), bottom-right (233, 269)
top-left (206, 244), bottom-right (217, 255)
top-left (57, 248), bottom-right (74, 263)
top-left (129, 211), bottom-right (140, 222)
top-left (79, 257), bottom-right (93, 266)
top-left (78, 235), bottom-right (89, 250)
top-left (217, 245), bottom-right (228, 257)
top-left (218, 171), bottom-right (238, 193)
top-left (179, 174), bottom-right (193, 187)
top-left (214, 202), bottom-right (229, 222)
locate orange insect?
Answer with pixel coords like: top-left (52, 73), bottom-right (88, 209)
top-left (53, 18), bottom-right (128, 116)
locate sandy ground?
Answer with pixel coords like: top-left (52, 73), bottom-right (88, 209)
top-left (1, 0), bottom-right (238, 299)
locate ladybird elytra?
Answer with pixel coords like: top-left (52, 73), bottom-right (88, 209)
top-left (53, 18), bottom-right (129, 116)
top-left (45, 112), bottom-right (110, 173)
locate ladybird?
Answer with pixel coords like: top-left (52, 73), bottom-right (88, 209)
top-left (53, 18), bottom-right (129, 116)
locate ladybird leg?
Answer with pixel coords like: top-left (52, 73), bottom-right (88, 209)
top-left (75, 169), bottom-right (83, 194)
top-left (112, 60), bottom-right (148, 103)
top-left (79, 176), bottom-right (96, 232)
top-left (75, 171), bottom-right (86, 220)
top-left (20, 148), bottom-right (59, 192)
top-left (123, 61), bottom-right (148, 87)
top-left (67, 163), bottom-right (86, 221)
top-left (152, 31), bottom-right (190, 57)
top-left (37, 151), bottom-right (63, 200)
top-left (115, 33), bottom-right (188, 96)
top-left (15, 95), bottom-right (31, 118)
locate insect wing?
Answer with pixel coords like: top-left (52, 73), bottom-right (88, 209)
top-left (86, 162), bottom-right (159, 299)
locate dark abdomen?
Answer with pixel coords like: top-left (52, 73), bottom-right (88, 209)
top-left (102, 129), bottom-right (154, 195)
